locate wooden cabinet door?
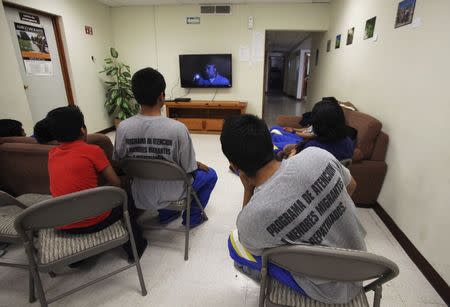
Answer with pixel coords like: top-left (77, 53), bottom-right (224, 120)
top-left (205, 119), bottom-right (224, 131)
top-left (175, 118), bottom-right (204, 130)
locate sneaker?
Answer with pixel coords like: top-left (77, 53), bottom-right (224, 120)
top-left (182, 216), bottom-right (206, 229)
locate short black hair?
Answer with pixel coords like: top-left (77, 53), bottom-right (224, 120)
top-left (47, 106), bottom-right (85, 142)
top-left (220, 115), bottom-right (274, 177)
top-left (0, 119), bottom-right (24, 137)
top-left (33, 118), bottom-right (54, 144)
top-left (312, 98), bottom-right (347, 142)
top-left (132, 67), bottom-right (166, 106)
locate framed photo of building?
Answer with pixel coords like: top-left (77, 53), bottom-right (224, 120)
top-left (395, 0), bottom-right (416, 28)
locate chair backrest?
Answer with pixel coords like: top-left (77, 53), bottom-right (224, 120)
top-left (14, 186), bottom-right (127, 235)
top-left (262, 245), bottom-right (399, 283)
top-left (121, 158), bottom-right (189, 182)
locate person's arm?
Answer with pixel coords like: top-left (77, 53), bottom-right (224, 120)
top-left (100, 165), bottom-right (121, 187)
top-left (346, 175), bottom-right (357, 197)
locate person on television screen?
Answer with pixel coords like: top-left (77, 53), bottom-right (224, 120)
top-left (193, 64), bottom-right (230, 86)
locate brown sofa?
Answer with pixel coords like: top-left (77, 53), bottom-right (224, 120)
top-left (276, 108), bottom-right (388, 205)
top-left (0, 134), bottom-right (113, 196)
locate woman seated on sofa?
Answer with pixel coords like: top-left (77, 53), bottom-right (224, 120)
top-left (278, 97), bottom-right (355, 161)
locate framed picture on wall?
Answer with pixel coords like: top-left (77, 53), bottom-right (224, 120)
top-left (326, 39), bottom-right (331, 52)
top-left (335, 34), bottom-right (341, 49)
top-left (364, 16), bottom-right (377, 39)
top-left (395, 0), bottom-right (416, 28)
top-left (346, 27), bottom-right (354, 45)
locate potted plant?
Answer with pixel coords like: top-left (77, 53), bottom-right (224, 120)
top-left (100, 48), bottom-right (139, 127)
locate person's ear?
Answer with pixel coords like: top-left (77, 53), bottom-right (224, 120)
top-left (81, 126), bottom-right (87, 136)
top-left (158, 91), bottom-right (165, 102)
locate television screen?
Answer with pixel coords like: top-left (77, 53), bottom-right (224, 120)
top-left (179, 54), bottom-right (232, 88)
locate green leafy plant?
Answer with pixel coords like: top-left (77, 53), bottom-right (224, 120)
top-left (100, 48), bottom-right (139, 121)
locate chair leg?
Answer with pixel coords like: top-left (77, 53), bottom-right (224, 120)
top-left (184, 200), bottom-right (190, 261)
top-left (24, 242), bottom-right (47, 307)
top-left (192, 191), bottom-right (208, 221)
top-left (373, 285), bottom-right (382, 307)
top-left (124, 211), bottom-right (147, 296)
top-left (30, 265), bottom-right (47, 307)
top-left (28, 269), bottom-right (36, 303)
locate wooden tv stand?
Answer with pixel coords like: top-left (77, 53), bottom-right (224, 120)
top-left (165, 100), bottom-right (247, 133)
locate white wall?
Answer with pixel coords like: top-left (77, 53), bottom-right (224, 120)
top-left (1, 0), bottom-right (113, 133)
top-left (112, 4), bottom-right (330, 116)
top-left (308, 0), bottom-right (450, 283)
top-left (0, 1), bottom-right (33, 133)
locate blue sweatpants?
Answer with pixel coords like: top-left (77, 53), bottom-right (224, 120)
top-left (270, 125), bottom-right (303, 154)
top-left (228, 230), bottom-right (307, 296)
top-left (159, 168), bottom-right (218, 225)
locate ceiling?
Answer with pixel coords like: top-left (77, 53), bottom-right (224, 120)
top-left (98, 0), bottom-right (329, 7)
top-left (266, 30), bottom-right (310, 52)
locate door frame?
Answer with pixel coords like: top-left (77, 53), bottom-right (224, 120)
top-left (4, 1), bottom-right (74, 106)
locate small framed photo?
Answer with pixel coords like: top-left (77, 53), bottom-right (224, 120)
top-left (395, 0), bottom-right (416, 28)
top-left (335, 34), bottom-right (341, 49)
top-left (364, 17), bottom-right (377, 39)
top-left (326, 39), bottom-right (331, 52)
top-left (346, 27), bottom-right (354, 45)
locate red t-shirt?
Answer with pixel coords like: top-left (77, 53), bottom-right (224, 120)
top-left (48, 140), bottom-right (111, 230)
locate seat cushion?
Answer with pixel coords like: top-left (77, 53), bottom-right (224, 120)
top-left (0, 205), bottom-right (22, 237)
top-left (38, 221), bottom-right (128, 265)
top-left (16, 194), bottom-right (52, 207)
top-left (267, 278), bottom-right (369, 307)
top-left (0, 194), bottom-right (51, 239)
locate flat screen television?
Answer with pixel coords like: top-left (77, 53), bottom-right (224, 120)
top-left (179, 54), bottom-right (232, 88)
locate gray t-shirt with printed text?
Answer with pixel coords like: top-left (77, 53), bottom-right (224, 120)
top-left (237, 147), bottom-right (366, 304)
top-left (113, 115), bottom-right (197, 210)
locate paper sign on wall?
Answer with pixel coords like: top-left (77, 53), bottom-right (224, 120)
top-left (239, 46), bottom-right (250, 61)
top-left (14, 22), bottom-right (52, 75)
top-left (252, 31), bottom-right (264, 62)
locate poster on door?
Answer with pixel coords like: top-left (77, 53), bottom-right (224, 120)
top-left (14, 22), bottom-right (53, 76)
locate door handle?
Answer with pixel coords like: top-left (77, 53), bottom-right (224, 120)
top-left (24, 85), bottom-right (29, 90)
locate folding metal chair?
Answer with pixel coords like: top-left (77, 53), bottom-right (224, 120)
top-left (121, 158), bottom-right (208, 261)
top-left (260, 245), bottom-right (399, 307)
top-left (0, 191), bottom-right (51, 303)
top-left (14, 186), bottom-right (147, 307)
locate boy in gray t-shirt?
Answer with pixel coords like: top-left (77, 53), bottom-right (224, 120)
top-left (113, 68), bottom-right (217, 226)
top-left (221, 114), bottom-right (366, 304)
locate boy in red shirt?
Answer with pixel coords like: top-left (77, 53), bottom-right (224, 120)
top-left (47, 106), bottom-right (147, 259)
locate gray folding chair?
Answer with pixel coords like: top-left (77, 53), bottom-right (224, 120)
top-left (0, 191), bottom-right (51, 303)
top-left (14, 186), bottom-right (147, 307)
top-left (121, 158), bottom-right (208, 261)
top-left (260, 245), bottom-right (399, 307)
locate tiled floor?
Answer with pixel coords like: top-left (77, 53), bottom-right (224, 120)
top-left (0, 134), bottom-right (445, 306)
top-left (263, 93), bottom-right (305, 127)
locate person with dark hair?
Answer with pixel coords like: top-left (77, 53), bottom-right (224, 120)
top-left (33, 118), bottom-right (56, 144)
top-left (281, 98), bottom-right (355, 161)
top-left (193, 64), bottom-right (230, 86)
top-left (0, 119), bottom-right (25, 137)
top-left (221, 114), bottom-right (366, 304)
top-left (47, 106), bottom-right (147, 260)
top-left (114, 67), bottom-right (218, 227)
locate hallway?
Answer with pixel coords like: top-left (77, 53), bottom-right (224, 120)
top-left (263, 93), bottom-right (305, 127)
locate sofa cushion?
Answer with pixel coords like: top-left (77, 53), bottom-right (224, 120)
top-left (344, 110), bottom-right (382, 160)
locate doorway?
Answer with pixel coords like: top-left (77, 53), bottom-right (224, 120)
top-left (263, 30), bottom-right (311, 127)
top-left (4, 4), bottom-right (73, 123)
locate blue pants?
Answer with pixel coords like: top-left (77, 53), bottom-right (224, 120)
top-left (270, 125), bottom-right (303, 154)
top-left (159, 168), bottom-right (218, 225)
top-left (228, 230), bottom-right (307, 296)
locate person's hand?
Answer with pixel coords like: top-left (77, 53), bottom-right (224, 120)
top-left (283, 127), bottom-right (295, 133)
top-left (239, 171), bottom-right (255, 192)
top-left (288, 148), bottom-right (297, 158)
top-left (197, 161), bottom-right (209, 172)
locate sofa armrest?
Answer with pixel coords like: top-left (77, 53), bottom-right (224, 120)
top-left (370, 131), bottom-right (389, 161)
top-left (86, 133), bottom-right (114, 160)
top-left (275, 115), bottom-right (303, 128)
